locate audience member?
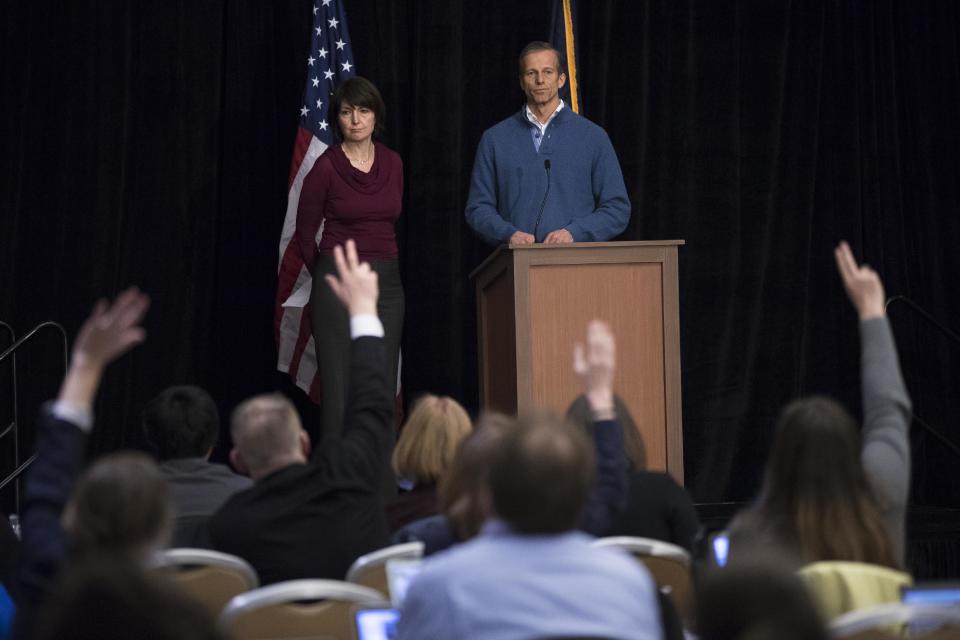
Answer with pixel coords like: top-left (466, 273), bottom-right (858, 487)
top-left (392, 412), bottom-right (513, 554)
top-left (61, 452), bottom-right (171, 558)
top-left (208, 239), bottom-right (393, 585)
top-left (397, 321), bottom-right (660, 640)
top-left (386, 394), bottom-right (472, 531)
top-left (33, 556), bottom-right (222, 640)
top-left (14, 288), bottom-right (175, 638)
top-left (695, 555), bottom-right (829, 640)
top-left (567, 395), bottom-right (701, 549)
top-left (393, 320), bottom-right (629, 555)
top-left (728, 241), bottom-right (911, 568)
top-left (142, 385), bottom-right (251, 547)
top-left (437, 412), bottom-right (516, 544)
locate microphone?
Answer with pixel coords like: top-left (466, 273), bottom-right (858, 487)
top-left (533, 159), bottom-right (552, 241)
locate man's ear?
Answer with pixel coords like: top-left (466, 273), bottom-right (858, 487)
top-left (299, 430), bottom-right (311, 459)
top-left (229, 447), bottom-right (249, 477)
top-left (558, 71), bottom-right (567, 89)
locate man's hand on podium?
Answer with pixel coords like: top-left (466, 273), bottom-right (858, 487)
top-left (544, 228), bottom-right (573, 244)
top-left (509, 231), bottom-right (535, 245)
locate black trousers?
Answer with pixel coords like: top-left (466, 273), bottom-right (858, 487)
top-left (310, 255), bottom-right (404, 496)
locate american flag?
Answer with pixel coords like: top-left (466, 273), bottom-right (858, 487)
top-left (275, 0), bottom-right (356, 401)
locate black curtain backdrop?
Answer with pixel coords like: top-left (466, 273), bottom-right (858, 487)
top-left (3, 1), bottom-right (960, 522)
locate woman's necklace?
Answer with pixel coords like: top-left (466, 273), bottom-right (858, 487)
top-left (343, 144), bottom-right (373, 168)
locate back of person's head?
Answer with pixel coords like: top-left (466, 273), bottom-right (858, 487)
top-left (489, 412), bottom-right (594, 534)
top-left (392, 394), bottom-right (472, 486)
top-left (33, 556), bottom-right (223, 640)
top-left (695, 555), bottom-right (829, 640)
top-left (440, 412), bottom-right (514, 541)
top-left (565, 393), bottom-right (647, 470)
top-left (230, 392), bottom-right (305, 478)
top-left (63, 452), bottom-right (172, 560)
top-left (758, 395), bottom-right (896, 567)
top-left (142, 385), bottom-right (220, 460)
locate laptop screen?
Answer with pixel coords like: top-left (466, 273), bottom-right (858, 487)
top-left (355, 608), bottom-right (400, 640)
top-left (901, 583), bottom-right (960, 635)
top-left (902, 583), bottom-right (960, 606)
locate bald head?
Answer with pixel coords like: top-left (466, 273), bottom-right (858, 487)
top-left (489, 412), bottom-right (594, 534)
top-left (230, 393), bottom-right (308, 480)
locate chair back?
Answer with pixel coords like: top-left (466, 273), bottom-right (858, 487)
top-left (592, 536), bottom-right (692, 617)
top-left (345, 541), bottom-right (424, 599)
top-left (158, 548), bottom-right (259, 618)
top-left (219, 579), bottom-right (390, 640)
top-left (799, 561), bottom-right (912, 622)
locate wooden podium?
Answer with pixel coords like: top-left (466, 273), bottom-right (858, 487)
top-left (471, 240), bottom-right (685, 481)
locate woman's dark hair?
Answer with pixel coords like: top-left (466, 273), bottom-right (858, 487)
top-left (439, 412), bottom-right (514, 542)
top-left (565, 393), bottom-right (647, 470)
top-left (695, 555), bottom-right (829, 640)
top-left (330, 76), bottom-right (386, 140)
top-left (751, 396), bottom-right (897, 568)
top-left (34, 556), bottom-right (223, 640)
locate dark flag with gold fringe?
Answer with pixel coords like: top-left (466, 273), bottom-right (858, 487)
top-left (550, 0), bottom-right (582, 114)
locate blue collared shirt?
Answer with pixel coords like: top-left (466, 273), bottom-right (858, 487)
top-left (525, 100), bottom-right (565, 151)
top-left (396, 520), bottom-right (662, 640)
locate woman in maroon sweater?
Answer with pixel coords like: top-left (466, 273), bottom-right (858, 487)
top-left (295, 77), bottom-right (403, 485)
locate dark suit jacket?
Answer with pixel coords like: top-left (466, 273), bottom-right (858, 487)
top-left (15, 409), bottom-right (89, 639)
top-left (209, 336), bottom-right (393, 585)
top-left (606, 471), bottom-right (700, 551)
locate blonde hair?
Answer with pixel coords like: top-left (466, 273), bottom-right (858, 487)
top-left (392, 394), bottom-right (472, 484)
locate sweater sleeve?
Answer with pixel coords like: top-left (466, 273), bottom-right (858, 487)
top-left (465, 131), bottom-right (519, 245)
top-left (294, 159), bottom-right (331, 273)
top-left (564, 130), bottom-right (631, 242)
top-left (859, 316), bottom-right (911, 565)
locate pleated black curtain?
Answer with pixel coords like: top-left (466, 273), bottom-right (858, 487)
top-left (2, 1), bottom-right (959, 513)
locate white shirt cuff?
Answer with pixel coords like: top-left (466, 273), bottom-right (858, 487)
top-left (350, 314), bottom-right (384, 339)
top-left (51, 400), bottom-right (94, 433)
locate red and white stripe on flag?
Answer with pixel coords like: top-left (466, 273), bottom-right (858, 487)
top-left (275, 128), bottom-right (328, 402)
top-left (274, 0), bottom-right (356, 403)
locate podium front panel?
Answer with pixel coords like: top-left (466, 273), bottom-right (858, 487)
top-left (472, 241), bottom-right (684, 481)
top-left (475, 252), bottom-right (517, 414)
top-left (524, 261), bottom-right (668, 471)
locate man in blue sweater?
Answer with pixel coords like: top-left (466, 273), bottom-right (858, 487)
top-left (465, 41), bottom-right (631, 245)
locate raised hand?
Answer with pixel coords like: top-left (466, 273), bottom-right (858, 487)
top-left (58, 287), bottom-right (150, 413)
top-left (834, 241), bottom-right (886, 320)
top-left (72, 287), bottom-right (150, 372)
top-left (324, 239), bottom-right (379, 317)
top-left (573, 320), bottom-right (616, 418)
